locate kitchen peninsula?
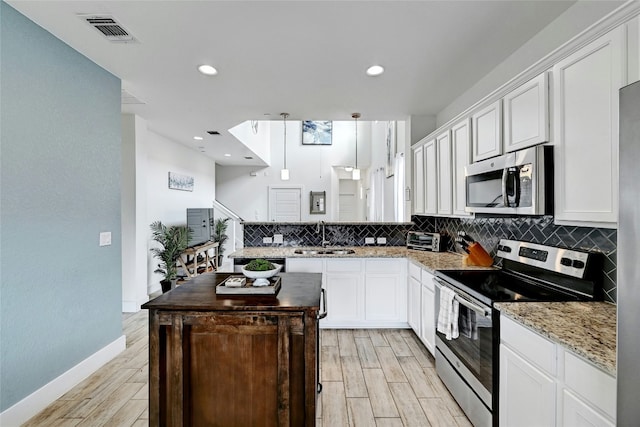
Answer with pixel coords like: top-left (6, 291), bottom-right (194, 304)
top-left (142, 272), bottom-right (323, 427)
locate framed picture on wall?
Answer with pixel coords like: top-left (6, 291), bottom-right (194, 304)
top-left (385, 121), bottom-right (396, 178)
top-left (168, 172), bottom-right (194, 191)
top-left (302, 120), bottom-right (332, 145)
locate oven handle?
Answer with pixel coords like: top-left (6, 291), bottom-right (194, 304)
top-left (433, 278), bottom-right (491, 316)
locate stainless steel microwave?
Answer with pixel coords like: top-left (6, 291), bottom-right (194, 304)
top-left (465, 145), bottom-right (553, 215)
top-left (407, 232), bottom-right (443, 252)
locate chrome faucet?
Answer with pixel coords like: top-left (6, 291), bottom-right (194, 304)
top-left (317, 220), bottom-right (330, 247)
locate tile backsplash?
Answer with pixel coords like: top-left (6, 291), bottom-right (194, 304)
top-left (242, 216), bottom-right (617, 303)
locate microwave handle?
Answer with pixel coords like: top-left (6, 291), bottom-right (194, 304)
top-left (501, 169), bottom-right (509, 207)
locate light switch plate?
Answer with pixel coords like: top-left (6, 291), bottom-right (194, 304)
top-left (273, 234), bottom-right (284, 244)
top-left (377, 237), bottom-right (387, 245)
top-left (365, 237), bottom-right (375, 244)
top-left (99, 231), bottom-right (112, 246)
top-left (263, 237), bottom-right (273, 244)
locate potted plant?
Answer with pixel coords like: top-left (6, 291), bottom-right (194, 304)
top-left (150, 221), bottom-right (191, 293)
top-left (213, 218), bottom-right (230, 266)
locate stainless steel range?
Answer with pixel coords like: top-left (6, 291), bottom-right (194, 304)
top-left (434, 239), bottom-right (603, 427)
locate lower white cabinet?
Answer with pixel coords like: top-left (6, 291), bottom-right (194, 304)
top-left (408, 275), bottom-right (421, 333)
top-left (287, 257), bottom-right (407, 328)
top-left (419, 271), bottom-right (436, 355)
top-left (500, 345), bottom-right (556, 427)
top-left (500, 315), bottom-right (616, 427)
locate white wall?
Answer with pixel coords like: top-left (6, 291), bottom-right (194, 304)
top-left (229, 120), bottom-right (271, 164)
top-left (437, 1), bottom-right (622, 126)
top-left (217, 120), bottom-right (388, 222)
top-left (121, 114), bottom-right (217, 303)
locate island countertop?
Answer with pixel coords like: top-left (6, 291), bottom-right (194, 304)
top-left (495, 301), bottom-right (617, 376)
top-left (229, 246), bottom-right (495, 274)
top-left (142, 272), bottom-right (322, 312)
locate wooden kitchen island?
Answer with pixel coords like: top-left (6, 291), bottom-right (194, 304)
top-left (142, 272), bottom-right (324, 427)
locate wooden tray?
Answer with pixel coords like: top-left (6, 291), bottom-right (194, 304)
top-left (216, 275), bottom-right (281, 295)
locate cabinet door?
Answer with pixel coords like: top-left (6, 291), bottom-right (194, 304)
top-left (424, 139), bottom-right (438, 214)
top-left (499, 345), bottom-right (556, 427)
top-left (451, 118), bottom-right (472, 217)
top-left (553, 27), bottom-right (624, 227)
top-left (286, 258), bottom-right (324, 273)
top-left (562, 389), bottom-right (615, 427)
top-left (436, 130), bottom-right (453, 215)
top-left (503, 72), bottom-right (549, 152)
top-left (408, 275), bottom-right (421, 334)
top-left (419, 271), bottom-right (436, 356)
top-left (324, 273), bottom-right (363, 323)
top-left (472, 100), bottom-right (502, 162)
top-left (365, 274), bottom-right (406, 322)
top-left (413, 145), bottom-right (425, 214)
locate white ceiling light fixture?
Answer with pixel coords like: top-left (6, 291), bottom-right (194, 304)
top-left (344, 166), bottom-right (353, 172)
top-left (352, 112), bottom-right (361, 180)
top-left (366, 65), bottom-right (384, 76)
top-left (280, 113), bottom-right (290, 181)
top-left (224, 153), bottom-right (231, 157)
top-left (197, 64), bottom-right (218, 76)
top-left (193, 136), bottom-right (203, 141)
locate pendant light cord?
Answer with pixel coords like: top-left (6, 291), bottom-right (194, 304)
top-left (352, 112), bottom-right (361, 169)
top-left (281, 113), bottom-right (289, 169)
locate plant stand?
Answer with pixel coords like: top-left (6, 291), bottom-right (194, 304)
top-left (177, 240), bottom-right (219, 278)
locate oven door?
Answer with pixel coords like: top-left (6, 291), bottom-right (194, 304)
top-left (434, 281), bottom-right (493, 409)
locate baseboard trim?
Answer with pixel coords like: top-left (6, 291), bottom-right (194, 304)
top-left (0, 335), bottom-right (126, 427)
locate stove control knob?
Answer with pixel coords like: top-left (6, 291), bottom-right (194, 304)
top-left (560, 257), bottom-right (572, 266)
top-left (572, 259), bottom-right (585, 269)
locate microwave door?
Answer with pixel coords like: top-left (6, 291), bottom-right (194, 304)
top-left (466, 170), bottom-right (505, 208)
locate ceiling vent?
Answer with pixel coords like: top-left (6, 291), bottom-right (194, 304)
top-left (207, 130), bottom-right (221, 135)
top-left (79, 15), bottom-right (137, 43)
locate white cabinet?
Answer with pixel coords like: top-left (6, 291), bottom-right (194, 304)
top-left (503, 72), bottom-right (549, 152)
top-left (424, 139), bottom-right (438, 214)
top-left (408, 275), bottom-right (421, 334)
top-left (436, 130), bottom-right (453, 215)
top-left (288, 257), bottom-right (407, 328)
top-left (472, 100), bottom-right (502, 162)
top-left (451, 118), bottom-right (472, 217)
top-left (365, 259), bottom-right (407, 323)
top-left (500, 315), bottom-right (617, 427)
top-left (553, 27), bottom-right (624, 227)
top-left (324, 259), bottom-right (364, 325)
top-left (419, 270), bottom-right (436, 356)
top-left (500, 345), bottom-right (556, 427)
top-left (413, 145), bottom-right (425, 214)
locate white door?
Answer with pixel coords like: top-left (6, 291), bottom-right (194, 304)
top-left (339, 179), bottom-right (357, 221)
top-left (268, 186), bottom-right (301, 221)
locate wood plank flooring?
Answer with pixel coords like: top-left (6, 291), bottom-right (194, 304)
top-left (23, 311), bottom-right (471, 427)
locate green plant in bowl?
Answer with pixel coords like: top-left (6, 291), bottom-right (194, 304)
top-left (242, 259), bottom-right (281, 279)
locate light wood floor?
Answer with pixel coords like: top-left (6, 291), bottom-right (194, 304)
top-left (23, 311), bottom-right (471, 426)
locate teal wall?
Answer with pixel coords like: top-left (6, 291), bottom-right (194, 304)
top-left (0, 3), bottom-right (122, 411)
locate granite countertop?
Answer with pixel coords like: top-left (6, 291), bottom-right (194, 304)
top-left (495, 301), bottom-right (617, 376)
top-left (229, 246), bottom-right (496, 273)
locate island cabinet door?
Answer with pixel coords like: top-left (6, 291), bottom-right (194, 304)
top-left (151, 310), bottom-right (315, 427)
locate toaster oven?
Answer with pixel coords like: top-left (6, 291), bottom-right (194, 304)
top-left (407, 232), bottom-right (443, 252)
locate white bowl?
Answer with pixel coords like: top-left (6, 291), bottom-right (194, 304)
top-left (241, 263), bottom-right (282, 279)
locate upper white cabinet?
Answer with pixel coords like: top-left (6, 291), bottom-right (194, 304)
top-left (553, 27), bottom-right (624, 227)
top-left (436, 130), bottom-right (453, 215)
top-left (451, 118), bottom-right (472, 217)
top-left (413, 145), bottom-right (425, 215)
top-left (424, 139), bottom-right (438, 215)
top-left (472, 100), bottom-right (502, 162)
top-left (503, 72), bottom-right (549, 153)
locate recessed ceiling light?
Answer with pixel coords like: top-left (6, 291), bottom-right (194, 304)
top-left (198, 64), bottom-right (218, 76)
top-left (344, 166), bottom-right (354, 172)
top-left (224, 153), bottom-right (231, 157)
top-left (193, 136), bottom-right (203, 141)
top-left (366, 65), bottom-right (385, 76)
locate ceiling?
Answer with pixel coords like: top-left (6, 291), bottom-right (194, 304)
top-left (7, 0), bottom-right (578, 166)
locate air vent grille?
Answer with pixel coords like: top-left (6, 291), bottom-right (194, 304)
top-left (80, 15), bottom-right (137, 43)
top-left (207, 130), bottom-right (221, 135)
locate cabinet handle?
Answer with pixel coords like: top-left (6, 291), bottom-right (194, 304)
top-left (317, 288), bottom-right (328, 320)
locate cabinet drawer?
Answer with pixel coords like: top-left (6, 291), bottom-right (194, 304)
top-left (564, 351), bottom-right (616, 419)
top-left (366, 258), bottom-right (402, 274)
top-left (286, 258), bottom-right (324, 273)
top-left (501, 315), bottom-right (556, 375)
top-left (326, 259), bottom-right (362, 273)
top-left (409, 261), bottom-right (421, 280)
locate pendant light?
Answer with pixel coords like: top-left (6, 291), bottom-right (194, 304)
top-left (280, 113), bottom-right (290, 180)
top-left (352, 112), bottom-right (361, 180)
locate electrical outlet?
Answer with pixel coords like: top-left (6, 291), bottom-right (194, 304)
top-left (365, 237), bottom-right (375, 245)
top-left (273, 234), bottom-right (284, 244)
top-left (99, 231), bottom-right (112, 247)
top-left (263, 237), bottom-right (273, 244)
top-left (377, 237), bottom-right (387, 245)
